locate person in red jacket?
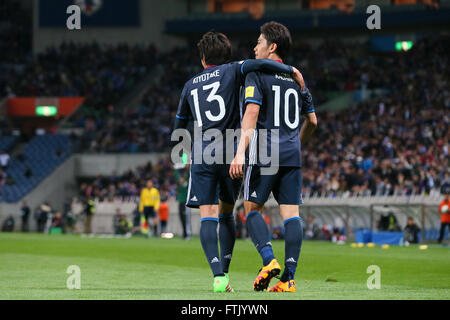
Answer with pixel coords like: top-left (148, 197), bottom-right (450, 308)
top-left (158, 197), bottom-right (170, 235)
top-left (438, 192), bottom-right (450, 244)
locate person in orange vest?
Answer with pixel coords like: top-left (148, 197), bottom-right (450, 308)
top-left (438, 192), bottom-right (450, 244)
top-left (158, 195), bottom-right (170, 235)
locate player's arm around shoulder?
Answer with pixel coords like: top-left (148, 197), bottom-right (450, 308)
top-left (239, 59), bottom-right (293, 77)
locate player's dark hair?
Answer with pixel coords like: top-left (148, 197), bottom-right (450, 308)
top-left (260, 21), bottom-right (292, 60)
top-left (197, 31), bottom-right (232, 66)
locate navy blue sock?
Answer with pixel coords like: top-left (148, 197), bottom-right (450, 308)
top-left (281, 217), bottom-right (303, 282)
top-left (200, 218), bottom-right (224, 277)
top-left (219, 213), bottom-right (236, 274)
top-left (246, 211), bottom-right (275, 266)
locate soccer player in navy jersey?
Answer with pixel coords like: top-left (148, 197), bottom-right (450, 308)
top-left (230, 21), bottom-right (317, 292)
top-left (173, 31), bottom-right (305, 293)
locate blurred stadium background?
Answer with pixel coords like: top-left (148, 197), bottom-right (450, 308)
top-left (0, 0), bottom-right (449, 247)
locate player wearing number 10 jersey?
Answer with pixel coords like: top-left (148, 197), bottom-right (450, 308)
top-left (173, 31), bottom-right (302, 293)
top-left (230, 21), bottom-right (317, 292)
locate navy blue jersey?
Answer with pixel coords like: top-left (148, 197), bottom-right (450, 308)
top-left (176, 62), bottom-right (242, 133)
top-left (175, 60), bottom-right (293, 163)
top-left (243, 69), bottom-right (315, 167)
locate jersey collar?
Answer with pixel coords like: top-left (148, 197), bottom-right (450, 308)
top-left (205, 65), bottom-right (217, 69)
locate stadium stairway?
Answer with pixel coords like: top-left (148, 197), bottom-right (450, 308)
top-left (0, 134), bottom-right (72, 203)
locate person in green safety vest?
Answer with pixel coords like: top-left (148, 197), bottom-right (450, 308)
top-left (84, 198), bottom-right (95, 234)
top-left (175, 168), bottom-right (190, 239)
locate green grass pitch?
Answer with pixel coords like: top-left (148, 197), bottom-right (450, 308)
top-left (0, 233), bottom-right (449, 300)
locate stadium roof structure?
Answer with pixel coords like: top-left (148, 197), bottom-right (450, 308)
top-left (165, 4), bottom-right (450, 34)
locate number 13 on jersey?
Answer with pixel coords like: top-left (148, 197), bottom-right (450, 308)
top-left (190, 81), bottom-right (225, 127)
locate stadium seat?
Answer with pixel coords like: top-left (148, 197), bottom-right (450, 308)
top-left (0, 134), bottom-right (72, 203)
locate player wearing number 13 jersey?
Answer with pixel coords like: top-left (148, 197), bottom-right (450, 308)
top-left (173, 31), bottom-right (301, 293)
top-left (230, 21), bottom-right (317, 292)
top-left (174, 32), bottom-right (296, 209)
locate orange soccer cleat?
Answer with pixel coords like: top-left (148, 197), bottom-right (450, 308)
top-left (253, 259), bottom-right (281, 291)
top-left (268, 280), bottom-right (296, 293)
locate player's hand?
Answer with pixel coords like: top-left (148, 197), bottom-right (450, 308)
top-left (229, 154), bottom-right (244, 179)
top-left (292, 67), bottom-right (306, 91)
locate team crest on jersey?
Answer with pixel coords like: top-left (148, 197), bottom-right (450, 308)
top-left (74, 0), bottom-right (103, 16)
top-left (245, 86), bottom-right (255, 98)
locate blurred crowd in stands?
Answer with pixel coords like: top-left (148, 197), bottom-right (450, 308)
top-left (301, 35), bottom-right (449, 197)
top-left (78, 158), bottom-right (177, 201)
top-left (2, 42), bottom-right (157, 114)
top-left (0, 150), bottom-right (10, 190)
top-left (0, 0), bottom-right (32, 98)
top-left (82, 46), bottom-right (198, 153)
top-left (79, 35), bottom-right (449, 197)
top-left (0, 1), bottom-right (448, 199)
top-left (0, 0), bottom-right (448, 243)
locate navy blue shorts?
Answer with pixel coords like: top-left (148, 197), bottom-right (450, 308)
top-left (186, 164), bottom-right (242, 209)
top-left (143, 206), bottom-right (156, 219)
top-left (243, 166), bottom-right (303, 205)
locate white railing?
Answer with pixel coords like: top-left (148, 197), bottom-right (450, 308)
top-left (64, 194), bottom-right (444, 241)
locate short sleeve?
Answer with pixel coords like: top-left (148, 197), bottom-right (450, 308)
top-left (229, 61), bottom-right (245, 86)
top-left (176, 84), bottom-right (192, 121)
top-left (244, 72), bottom-right (263, 107)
